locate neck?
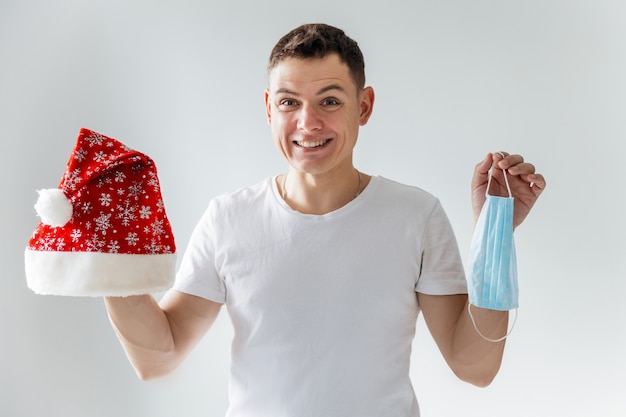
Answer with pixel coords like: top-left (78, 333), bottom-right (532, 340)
top-left (280, 169), bottom-right (368, 215)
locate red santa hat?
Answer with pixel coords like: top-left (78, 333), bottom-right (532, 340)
top-left (24, 128), bottom-right (176, 296)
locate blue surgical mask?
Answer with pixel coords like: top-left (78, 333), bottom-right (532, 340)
top-left (467, 166), bottom-right (518, 341)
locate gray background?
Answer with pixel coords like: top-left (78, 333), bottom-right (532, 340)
top-left (1, 0), bottom-right (624, 416)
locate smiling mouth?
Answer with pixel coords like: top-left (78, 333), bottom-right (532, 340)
top-left (295, 139), bottom-right (331, 148)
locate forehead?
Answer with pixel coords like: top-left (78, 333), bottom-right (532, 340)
top-left (268, 54), bottom-right (356, 93)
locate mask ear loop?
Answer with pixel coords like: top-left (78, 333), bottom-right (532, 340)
top-left (485, 161), bottom-right (513, 199)
top-left (468, 303), bottom-right (518, 343)
top-left (470, 163), bottom-right (517, 343)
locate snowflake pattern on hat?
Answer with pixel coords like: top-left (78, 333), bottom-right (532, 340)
top-left (25, 128), bottom-right (176, 297)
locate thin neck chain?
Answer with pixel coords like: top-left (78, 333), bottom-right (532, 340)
top-left (281, 170), bottom-right (362, 202)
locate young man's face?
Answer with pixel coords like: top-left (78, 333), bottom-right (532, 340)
top-left (265, 53), bottom-right (374, 178)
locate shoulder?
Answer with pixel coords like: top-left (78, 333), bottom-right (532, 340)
top-left (368, 176), bottom-right (440, 211)
top-left (209, 177), bottom-right (274, 210)
top-left (352, 176), bottom-right (448, 232)
top-left (196, 178), bottom-right (278, 230)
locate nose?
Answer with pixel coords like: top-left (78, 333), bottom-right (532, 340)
top-left (297, 103), bottom-right (323, 132)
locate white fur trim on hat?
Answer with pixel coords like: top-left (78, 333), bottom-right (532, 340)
top-left (24, 249), bottom-right (176, 297)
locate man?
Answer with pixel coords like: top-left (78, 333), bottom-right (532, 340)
top-left (105, 23), bottom-right (545, 416)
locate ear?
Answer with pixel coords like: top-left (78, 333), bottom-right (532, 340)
top-left (264, 89), bottom-right (272, 125)
top-left (358, 86), bottom-right (375, 125)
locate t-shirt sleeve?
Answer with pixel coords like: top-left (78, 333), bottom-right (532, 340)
top-left (172, 202), bottom-right (226, 303)
top-left (415, 199), bottom-right (468, 295)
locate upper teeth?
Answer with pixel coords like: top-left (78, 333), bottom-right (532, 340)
top-left (297, 140), bottom-right (327, 148)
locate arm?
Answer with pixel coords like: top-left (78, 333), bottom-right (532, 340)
top-left (420, 152), bottom-right (546, 387)
top-left (417, 293), bottom-right (507, 387)
top-left (104, 290), bottom-right (222, 380)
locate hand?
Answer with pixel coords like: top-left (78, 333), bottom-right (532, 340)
top-left (471, 152), bottom-right (546, 229)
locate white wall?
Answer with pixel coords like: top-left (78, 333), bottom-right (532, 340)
top-left (1, 1), bottom-right (624, 416)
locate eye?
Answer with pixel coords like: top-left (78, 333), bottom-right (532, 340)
top-left (278, 98), bottom-right (298, 110)
top-left (321, 97), bottom-right (340, 106)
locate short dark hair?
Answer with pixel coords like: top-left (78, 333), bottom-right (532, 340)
top-left (268, 23), bottom-right (366, 90)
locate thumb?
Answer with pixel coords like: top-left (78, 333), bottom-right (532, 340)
top-left (477, 152), bottom-right (493, 175)
top-left (472, 153), bottom-right (493, 188)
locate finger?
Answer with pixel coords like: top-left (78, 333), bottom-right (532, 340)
top-left (491, 151), bottom-right (506, 168)
top-left (526, 173), bottom-right (546, 191)
top-left (506, 161), bottom-right (535, 176)
top-left (506, 161), bottom-right (541, 190)
top-left (476, 153), bottom-right (493, 175)
top-left (497, 153), bottom-right (524, 170)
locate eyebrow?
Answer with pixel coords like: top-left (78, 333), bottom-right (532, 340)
top-left (275, 84), bottom-right (347, 96)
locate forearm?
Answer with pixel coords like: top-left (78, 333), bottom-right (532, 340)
top-left (450, 301), bottom-right (509, 387)
top-left (104, 295), bottom-right (178, 380)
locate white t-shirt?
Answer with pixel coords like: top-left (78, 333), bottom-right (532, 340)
top-left (174, 175), bottom-right (467, 417)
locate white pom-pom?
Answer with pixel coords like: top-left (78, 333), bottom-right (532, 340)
top-left (34, 189), bottom-right (73, 227)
